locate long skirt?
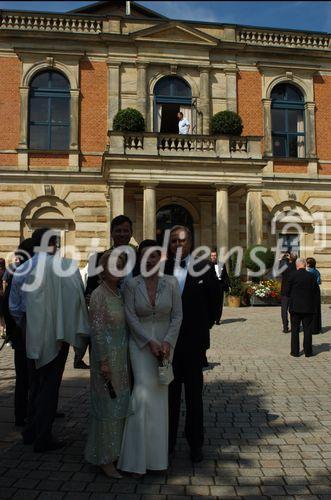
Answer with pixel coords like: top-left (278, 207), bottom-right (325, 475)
top-left (118, 340), bottom-right (168, 474)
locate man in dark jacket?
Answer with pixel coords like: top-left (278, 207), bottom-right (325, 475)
top-left (165, 225), bottom-right (218, 463)
top-left (210, 248), bottom-right (230, 325)
top-left (280, 251), bottom-right (297, 333)
top-left (284, 258), bottom-right (319, 357)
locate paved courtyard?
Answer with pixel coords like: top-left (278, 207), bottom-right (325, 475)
top-left (1, 304), bottom-right (331, 499)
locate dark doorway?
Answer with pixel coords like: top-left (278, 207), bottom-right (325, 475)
top-left (160, 103), bottom-right (180, 133)
top-left (156, 204), bottom-right (194, 246)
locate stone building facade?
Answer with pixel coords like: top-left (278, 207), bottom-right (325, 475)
top-left (1, 1), bottom-right (331, 295)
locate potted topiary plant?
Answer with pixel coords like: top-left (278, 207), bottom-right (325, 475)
top-left (113, 108), bottom-right (145, 132)
top-left (211, 110), bottom-right (243, 136)
top-left (226, 253), bottom-right (243, 307)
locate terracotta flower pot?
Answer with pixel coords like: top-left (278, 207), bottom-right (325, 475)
top-left (227, 295), bottom-right (241, 307)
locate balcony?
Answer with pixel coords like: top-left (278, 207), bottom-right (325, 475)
top-left (107, 132), bottom-right (263, 160)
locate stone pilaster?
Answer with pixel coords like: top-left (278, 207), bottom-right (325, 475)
top-left (142, 182), bottom-right (158, 239)
top-left (107, 61), bottom-right (121, 130)
top-left (216, 185), bottom-right (229, 254)
top-left (305, 102), bottom-right (317, 158)
top-left (263, 98), bottom-right (273, 157)
top-left (136, 62), bottom-right (148, 122)
top-left (109, 182), bottom-right (125, 220)
top-left (225, 68), bottom-right (237, 112)
top-left (199, 67), bottom-right (210, 135)
top-left (246, 186), bottom-right (263, 247)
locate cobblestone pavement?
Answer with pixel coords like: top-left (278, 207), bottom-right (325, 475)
top-left (1, 305), bottom-right (331, 499)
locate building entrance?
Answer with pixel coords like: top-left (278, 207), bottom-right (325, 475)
top-left (156, 204), bottom-right (194, 246)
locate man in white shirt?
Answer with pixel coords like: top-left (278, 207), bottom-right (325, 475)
top-left (177, 112), bottom-right (190, 135)
top-left (210, 248), bottom-right (230, 325)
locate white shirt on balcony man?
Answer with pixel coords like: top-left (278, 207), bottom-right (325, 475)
top-left (177, 112), bottom-right (190, 134)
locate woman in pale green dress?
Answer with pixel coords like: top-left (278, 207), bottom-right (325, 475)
top-left (85, 251), bottom-right (130, 478)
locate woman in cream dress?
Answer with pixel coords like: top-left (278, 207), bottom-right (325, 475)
top-left (118, 240), bottom-right (182, 475)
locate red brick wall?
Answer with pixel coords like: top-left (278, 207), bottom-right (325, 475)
top-left (79, 60), bottom-right (108, 168)
top-left (0, 57), bottom-right (20, 164)
top-left (237, 71), bottom-right (263, 136)
top-left (28, 153), bottom-right (68, 167)
top-left (273, 162), bottom-right (307, 174)
top-left (318, 164), bottom-right (331, 175)
top-left (314, 74), bottom-right (331, 161)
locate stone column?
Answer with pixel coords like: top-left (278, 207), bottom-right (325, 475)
top-left (305, 102), bottom-right (317, 158)
top-left (225, 68), bottom-right (237, 112)
top-left (134, 193), bottom-right (143, 244)
top-left (136, 62), bottom-right (148, 122)
top-left (199, 196), bottom-right (213, 248)
top-left (216, 185), bottom-right (229, 254)
top-left (109, 182), bottom-right (125, 220)
top-left (262, 98), bottom-right (273, 157)
top-left (199, 67), bottom-right (210, 135)
top-left (142, 182), bottom-right (158, 239)
top-left (107, 61), bottom-right (121, 130)
top-left (18, 86), bottom-right (29, 149)
top-left (69, 89), bottom-right (79, 150)
top-left (246, 186), bottom-right (263, 248)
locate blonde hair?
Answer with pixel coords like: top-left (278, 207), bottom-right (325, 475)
top-left (99, 250), bottom-right (126, 280)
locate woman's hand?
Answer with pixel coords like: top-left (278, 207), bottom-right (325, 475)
top-left (149, 340), bottom-right (161, 358)
top-left (161, 341), bottom-right (171, 359)
top-left (100, 360), bottom-right (111, 380)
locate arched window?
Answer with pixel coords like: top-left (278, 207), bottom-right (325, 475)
top-left (271, 83), bottom-right (305, 158)
top-left (154, 76), bottom-right (192, 133)
top-left (29, 71), bottom-right (70, 150)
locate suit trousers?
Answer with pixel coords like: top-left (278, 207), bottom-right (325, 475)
top-left (169, 352), bottom-right (204, 452)
top-left (14, 348), bottom-right (29, 423)
top-left (281, 295), bottom-right (290, 330)
top-left (215, 290), bottom-right (224, 324)
top-left (23, 343), bottom-right (69, 449)
top-left (290, 313), bottom-right (313, 356)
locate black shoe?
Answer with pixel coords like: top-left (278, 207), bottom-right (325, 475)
top-left (190, 447), bottom-right (203, 463)
top-left (290, 353), bottom-right (300, 357)
top-left (283, 328), bottom-right (289, 333)
top-left (74, 360), bottom-right (90, 369)
top-left (305, 353), bottom-right (314, 357)
top-left (215, 320), bottom-right (221, 325)
top-left (34, 440), bottom-right (67, 453)
top-left (55, 412), bottom-right (65, 419)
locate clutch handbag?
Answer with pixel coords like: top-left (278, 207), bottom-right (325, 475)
top-left (158, 357), bottom-right (174, 385)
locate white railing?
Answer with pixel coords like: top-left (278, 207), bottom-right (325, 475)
top-left (238, 29), bottom-right (330, 50)
top-left (108, 132), bottom-right (262, 160)
top-left (0, 13), bottom-right (102, 33)
top-left (157, 135), bottom-right (216, 152)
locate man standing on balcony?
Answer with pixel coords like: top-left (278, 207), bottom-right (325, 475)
top-left (177, 112), bottom-right (190, 135)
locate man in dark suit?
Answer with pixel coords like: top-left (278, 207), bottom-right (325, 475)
top-left (165, 225), bottom-right (218, 462)
top-left (284, 258), bottom-right (318, 357)
top-left (280, 251), bottom-right (297, 333)
top-left (74, 214), bottom-right (134, 369)
top-left (210, 247), bottom-right (230, 325)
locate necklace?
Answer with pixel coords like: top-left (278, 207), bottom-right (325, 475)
top-left (103, 281), bottom-right (121, 298)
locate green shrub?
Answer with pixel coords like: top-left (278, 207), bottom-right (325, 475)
top-left (113, 108), bottom-right (145, 132)
top-left (211, 110), bottom-right (243, 136)
top-left (227, 253), bottom-right (243, 297)
top-left (244, 245), bottom-right (275, 273)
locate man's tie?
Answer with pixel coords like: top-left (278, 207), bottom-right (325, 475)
top-left (180, 259), bottom-right (186, 269)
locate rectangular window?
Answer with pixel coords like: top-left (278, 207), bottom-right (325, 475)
top-left (29, 124), bottom-right (49, 150)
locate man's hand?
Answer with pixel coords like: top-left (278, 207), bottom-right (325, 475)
top-left (149, 340), bottom-right (161, 358)
top-left (100, 360), bottom-right (111, 380)
top-left (161, 341), bottom-right (171, 359)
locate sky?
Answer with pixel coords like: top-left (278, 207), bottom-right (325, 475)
top-left (0, 1), bottom-right (331, 33)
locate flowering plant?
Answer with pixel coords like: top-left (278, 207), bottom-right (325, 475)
top-left (246, 279), bottom-right (281, 300)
